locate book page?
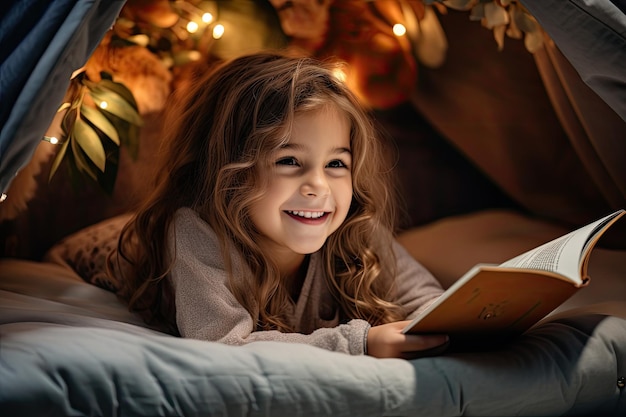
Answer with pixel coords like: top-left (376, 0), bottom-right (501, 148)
top-left (499, 210), bottom-right (624, 283)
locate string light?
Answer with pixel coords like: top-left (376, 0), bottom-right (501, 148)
top-left (99, 101), bottom-right (108, 110)
top-left (0, 193), bottom-right (7, 203)
top-left (202, 12), bottom-right (213, 23)
top-left (42, 136), bottom-right (60, 144)
top-left (186, 21), bottom-right (199, 33)
top-left (212, 24), bottom-right (224, 39)
top-left (393, 23), bottom-right (406, 36)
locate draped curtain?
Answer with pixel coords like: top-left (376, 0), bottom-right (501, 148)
top-left (411, 1), bottom-right (625, 245)
top-left (0, 0), bottom-right (126, 194)
top-left (0, 0), bottom-right (624, 253)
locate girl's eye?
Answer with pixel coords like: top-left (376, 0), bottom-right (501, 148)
top-left (327, 159), bottom-right (348, 169)
top-left (276, 157), bottom-right (299, 166)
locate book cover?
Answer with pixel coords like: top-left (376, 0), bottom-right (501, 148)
top-left (403, 209), bottom-right (625, 339)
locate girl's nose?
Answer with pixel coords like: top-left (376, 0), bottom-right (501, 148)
top-left (300, 169), bottom-right (329, 197)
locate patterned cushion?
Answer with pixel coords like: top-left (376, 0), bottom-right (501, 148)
top-left (43, 213), bottom-right (133, 292)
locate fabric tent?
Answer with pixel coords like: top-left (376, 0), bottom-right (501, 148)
top-left (409, 0), bottom-right (626, 237)
top-left (0, 0), bottom-right (126, 194)
top-left (1, 3), bottom-right (626, 416)
top-left (0, 0), bottom-right (625, 243)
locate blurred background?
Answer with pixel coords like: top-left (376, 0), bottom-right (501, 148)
top-left (1, 0), bottom-right (624, 261)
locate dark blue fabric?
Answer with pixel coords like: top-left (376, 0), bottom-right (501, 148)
top-left (0, 0), bottom-right (126, 194)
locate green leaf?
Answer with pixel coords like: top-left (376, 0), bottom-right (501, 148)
top-left (70, 88), bottom-right (84, 110)
top-left (98, 77), bottom-right (138, 109)
top-left (48, 139), bottom-right (69, 182)
top-left (61, 107), bottom-right (77, 135)
top-left (57, 102), bottom-right (71, 113)
top-left (80, 104), bottom-right (120, 145)
top-left (89, 87), bottom-right (143, 126)
top-left (74, 118), bottom-right (106, 172)
top-left (97, 150), bottom-right (120, 195)
top-left (101, 113), bottom-right (140, 160)
top-left (71, 134), bottom-right (99, 181)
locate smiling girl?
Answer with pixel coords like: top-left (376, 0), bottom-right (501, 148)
top-left (115, 52), bottom-right (447, 358)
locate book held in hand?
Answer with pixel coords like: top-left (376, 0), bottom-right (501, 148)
top-left (402, 209), bottom-right (625, 340)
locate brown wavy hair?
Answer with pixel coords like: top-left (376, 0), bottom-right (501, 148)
top-left (114, 52), bottom-right (406, 334)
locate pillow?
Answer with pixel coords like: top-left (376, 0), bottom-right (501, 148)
top-left (43, 213), bottom-right (134, 292)
top-left (397, 209), bottom-right (569, 288)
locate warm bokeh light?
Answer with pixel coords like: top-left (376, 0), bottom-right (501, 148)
top-left (202, 12), bottom-right (213, 23)
top-left (187, 50), bottom-right (202, 62)
top-left (99, 101), bottom-right (108, 110)
top-left (186, 21), bottom-right (199, 33)
top-left (392, 23), bottom-right (406, 36)
top-left (212, 24), bottom-right (224, 39)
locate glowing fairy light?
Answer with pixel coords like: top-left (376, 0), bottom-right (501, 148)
top-left (186, 21), bottom-right (199, 33)
top-left (393, 23), bottom-right (406, 36)
top-left (212, 24), bottom-right (224, 39)
top-left (42, 136), bottom-right (59, 144)
top-left (202, 12), bottom-right (213, 23)
top-left (99, 101), bottom-right (108, 110)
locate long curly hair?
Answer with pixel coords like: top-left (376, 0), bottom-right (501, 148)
top-left (114, 52), bottom-right (406, 333)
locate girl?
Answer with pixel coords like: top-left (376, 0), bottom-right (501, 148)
top-left (115, 52), bottom-right (448, 359)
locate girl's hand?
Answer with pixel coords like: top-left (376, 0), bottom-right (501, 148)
top-left (367, 320), bottom-right (449, 359)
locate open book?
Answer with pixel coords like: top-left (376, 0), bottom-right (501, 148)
top-left (403, 209), bottom-right (625, 340)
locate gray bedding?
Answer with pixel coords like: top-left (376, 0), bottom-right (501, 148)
top-left (0, 259), bottom-right (625, 416)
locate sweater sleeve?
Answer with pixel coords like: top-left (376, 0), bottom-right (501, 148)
top-left (391, 240), bottom-right (445, 319)
top-left (169, 208), bottom-right (370, 355)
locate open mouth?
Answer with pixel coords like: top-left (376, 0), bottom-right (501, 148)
top-left (285, 210), bottom-right (329, 221)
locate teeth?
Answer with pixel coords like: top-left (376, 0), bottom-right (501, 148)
top-left (288, 210), bottom-right (325, 219)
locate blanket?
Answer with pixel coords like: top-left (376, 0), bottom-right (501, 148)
top-left (0, 259), bottom-right (625, 416)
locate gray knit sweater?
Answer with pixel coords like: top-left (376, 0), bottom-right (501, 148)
top-left (169, 207), bottom-right (443, 355)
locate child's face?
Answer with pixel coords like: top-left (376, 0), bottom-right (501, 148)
top-left (250, 107), bottom-right (353, 264)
